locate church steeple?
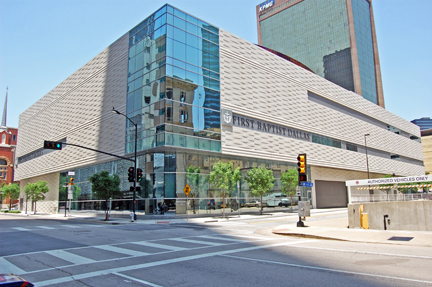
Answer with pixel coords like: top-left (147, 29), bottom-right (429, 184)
top-left (1, 87), bottom-right (7, 127)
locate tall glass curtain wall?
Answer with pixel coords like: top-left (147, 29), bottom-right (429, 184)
top-left (260, 0), bottom-right (353, 89)
top-left (61, 153), bottom-right (309, 212)
top-left (126, 5), bottom-right (221, 199)
top-left (351, 0), bottom-right (377, 104)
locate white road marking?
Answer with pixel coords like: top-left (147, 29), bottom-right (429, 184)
top-left (94, 245), bottom-right (150, 257)
top-left (227, 234), bottom-right (270, 240)
top-left (33, 239), bottom-right (314, 286)
top-left (222, 254), bottom-right (432, 284)
top-left (36, 226), bottom-right (56, 230)
top-left (61, 225), bottom-right (81, 228)
top-left (112, 272), bottom-right (163, 287)
top-left (197, 235), bottom-right (249, 243)
top-left (133, 241), bottom-right (187, 251)
top-left (285, 245), bottom-right (432, 260)
top-left (45, 250), bottom-right (96, 265)
top-left (12, 227), bottom-right (31, 231)
top-left (0, 257), bottom-right (25, 274)
top-left (169, 238), bottom-right (223, 246)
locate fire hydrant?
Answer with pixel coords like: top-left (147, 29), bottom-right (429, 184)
top-left (130, 212), bottom-right (134, 222)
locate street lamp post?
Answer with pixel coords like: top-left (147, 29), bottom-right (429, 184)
top-left (364, 134), bottom-right (371, 196)
top-left (112, 107), bottom-right (138, 220)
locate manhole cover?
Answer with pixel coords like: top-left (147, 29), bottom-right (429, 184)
top-left (387, 236), bottom-right (413, 241)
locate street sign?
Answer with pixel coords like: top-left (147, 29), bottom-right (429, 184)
top-left (68, 171), bottom-right (75, 176)
top-left (300, 182), bottom-right (313, 187)
top-left (296, 186), bottom-right (301, 196)
top-left (67, 185), bottom-right (73, 200)
top-left (184, 184), bottom-right (191, 196)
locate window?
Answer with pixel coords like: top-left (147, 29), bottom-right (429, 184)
top-left (12, 135), bottom-right (16, 141)
top-left (390, 154), bottom-right (400, 160)
top-left (410, 135), bottom-right (421, 143)
top-left (166, 107), bottom-right (172, 121)
top-left (166, 88), bottom-right (173, 99)
top-left (312, 134), bottom-right (341, 149)
top-left (1, 134), bottom-right (5, 144)
top-left (180, 91), bottom-right (186, 102)
top-left (180, 106), bottom-right (188, 123)
top-left (387, 125), bottom-right (401, 135)
top-left (346, 143), bottom-right (358, 152)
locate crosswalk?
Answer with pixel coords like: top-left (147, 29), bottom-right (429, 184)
top-left (8, 224), bottom-right (103, 232)
top-left (0, 234), bottom-right (270, 275)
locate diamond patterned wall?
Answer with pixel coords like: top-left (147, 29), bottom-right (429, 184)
top-left (16, 33), bottom-right (129, 181)
top-left (219, 29), bottom-right (424, 176)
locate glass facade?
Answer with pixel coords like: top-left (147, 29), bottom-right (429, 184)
top-left (126, 4), bottom-right (221, 155)
top-left (260, 0), bottom-right (378, 104)
top-left (411, 117), bottom-right (432, 131)
top-left (351, 0), bottom-right (377, 104)
top-left (62, 152), bottom-right (312, 214)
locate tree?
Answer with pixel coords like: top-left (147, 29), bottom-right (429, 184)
top-left (280, 169), bottom-right (298, 212)
top-left (245, 167), bottom-right (275, 215)
top-left (3, 183), bottom-right (20, 211)
top-left (0, 182), bottom-right (6, 209)
top-left (186, 166), bottom-right (201, 214)
top-left (24, 181), bottom-right (50, 214)
top-left (89, 170), bottom-right (121, 221)
top-left (24, 183), bottom-right (35, 212)
top-left (209, 161), bottom-right (241, 218)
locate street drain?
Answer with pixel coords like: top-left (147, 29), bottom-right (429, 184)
top-left (387, 236), bottom-right (414, 241)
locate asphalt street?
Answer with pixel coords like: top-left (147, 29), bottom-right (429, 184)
top-left (1, 211), bottom-right (432, 286)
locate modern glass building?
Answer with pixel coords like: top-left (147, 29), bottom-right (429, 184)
top-left (257, 0), bottom-right (385, 108)
top-left (411, 117), bottom-right (432, 131)
top-left (15, 4), bottom-right (423, 215)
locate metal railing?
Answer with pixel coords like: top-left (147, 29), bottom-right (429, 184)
top-left (351, 193), bottom-right (432, 203)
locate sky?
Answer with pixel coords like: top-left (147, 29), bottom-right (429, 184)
top-left (0, 0), bottom-right (431, 128)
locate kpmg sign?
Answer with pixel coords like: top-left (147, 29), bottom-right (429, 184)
top-left (221, 109), bottom-right (311, 142)
top-left (259, 0), bottom-right (275, 12)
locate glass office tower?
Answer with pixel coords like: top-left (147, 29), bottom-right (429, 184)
top-left (257, 0), bottom-right (384, 107)
top-left (125, 5), bottom-right (221, 203)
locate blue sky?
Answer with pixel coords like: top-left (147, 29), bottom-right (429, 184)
top-left (1, 0), bottom-right (431, 128)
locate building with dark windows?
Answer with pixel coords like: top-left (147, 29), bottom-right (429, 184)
top-left (15, 4), bottom-right (423, 214)
top-left (411, 117), bottom-right (432, 131)
top-left (256, 0), bottom-right (385, 108)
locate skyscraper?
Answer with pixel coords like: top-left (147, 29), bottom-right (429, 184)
top-left (257, 0), bottom-right (385, 107)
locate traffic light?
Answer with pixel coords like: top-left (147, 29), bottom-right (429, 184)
top-left (136, 168), bottom-right (143, 182)
top-left (297, 153), bottom-right (307, 183)
top-left (44, 140), bottom-right (62, 150)
top-left (128, 167), bottom-right (135, 182)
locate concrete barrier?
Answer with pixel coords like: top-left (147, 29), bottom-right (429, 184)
top-left (348, 201), bottom-right (432, 231)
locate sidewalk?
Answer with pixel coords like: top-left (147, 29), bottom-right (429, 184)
top-left (272, 212), bottom-right (432, 247)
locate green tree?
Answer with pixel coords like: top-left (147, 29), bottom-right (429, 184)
top-left (0, 182), bottom-right (7, 209)
top-left (89, 170), bottom-right (121, 221)
top-left (245, 167), bottom-right (275, 215)
top-left (209, 161), bottom-right (241, 218)
top-left (3, 183), bottom-right (20, 211)
top-left (24, 183), bottom-right (35, 212)
top-left (280, 169), bottom-right (298, 212)
top-left (24, 181), bottom-right (50, 214)
top-left (186, 166), bottom-right (201, 214)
